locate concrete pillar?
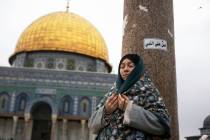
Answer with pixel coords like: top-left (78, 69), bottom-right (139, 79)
top-left (89, 132), bottom-right (97, 140)
top-left (12, 116), bottom-right (18, 139)
top-left (81, 120), bottom-right (86, 140)
top-left (23, 114), bottom-right (32, 140)
top-left (51, 115), bottom-right (57, 140)
top-left (122, 0), bottom-right (179, 140)
top-left (62, 119), bottom-right (67, 140)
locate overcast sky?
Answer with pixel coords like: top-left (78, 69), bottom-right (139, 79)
top-left (0, 0), bottom-right (210, 139)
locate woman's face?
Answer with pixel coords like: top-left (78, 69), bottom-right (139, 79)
top-left (120, 58), bottom-right (135, 80)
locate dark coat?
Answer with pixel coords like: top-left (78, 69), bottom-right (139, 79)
top-left (88, 73), bottom-right (170, 140)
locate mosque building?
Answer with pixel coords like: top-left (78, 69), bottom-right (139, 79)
top-left (185, 115), bottom-right (210, 140)
top-left (0, 7), bottom-right (116, 140)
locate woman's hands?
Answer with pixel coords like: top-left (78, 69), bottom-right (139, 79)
top-left (104, 93), bottom-right (129, 114)
top-left (118, 94), bottom-right (129, 111)
top-left (104, 94), bottom-right (118, 114)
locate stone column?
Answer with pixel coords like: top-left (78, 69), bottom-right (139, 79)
top-left (12, 116), bottom-right (18, 139)
top-left (23, 113), bottom-right (32, 140)
top-left (122, 0), bottom-right (178, 140)
top-left (81, 120), bottom-right (86, 140)
top-left (51, 115), bottom-right (57, 140)
top-left (62, 119), bottom-right (67, 140)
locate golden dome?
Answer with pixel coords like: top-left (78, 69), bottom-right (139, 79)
top-left (10, 11), bottom-right (111, 68)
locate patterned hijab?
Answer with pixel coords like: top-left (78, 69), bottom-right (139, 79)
top-left (116, 54), bottom-right (144, 94)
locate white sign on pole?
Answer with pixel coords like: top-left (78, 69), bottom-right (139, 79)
top-left (144, 38), bottom-right (167, 51)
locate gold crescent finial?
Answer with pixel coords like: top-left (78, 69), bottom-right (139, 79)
top-left (66, 0), bottom-right (70, 12)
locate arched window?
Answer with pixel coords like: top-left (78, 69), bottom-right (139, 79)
top-left (47, 58), bottom-right (55, 69)
top-left (20, 98), bottom-right (26, 111)
top-left (78, 66), bottom-right (84, 71)
top-left (0, 93), bottom-right (9, 112)
top-left (60, 96), bottom-right (72, 115)
top-left (87, 64), bottom-right (95, 72)
top-left (80, 98), bottom-right (90, 115)
top-left (82, 102), bottom-right (87, 113)
top-left (1, 98), bottom-right (6, 109)
top-left (16, 93), bottom-right (29, 112)
top-left (63, 100), bottom-right (70, 113)
top-left (67, 59), bottom-right (75, 70)
top-left (24, 58), bottom-right (34, 67)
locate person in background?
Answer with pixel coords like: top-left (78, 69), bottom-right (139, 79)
top-left (88, 54), bottom-right (170, 140)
